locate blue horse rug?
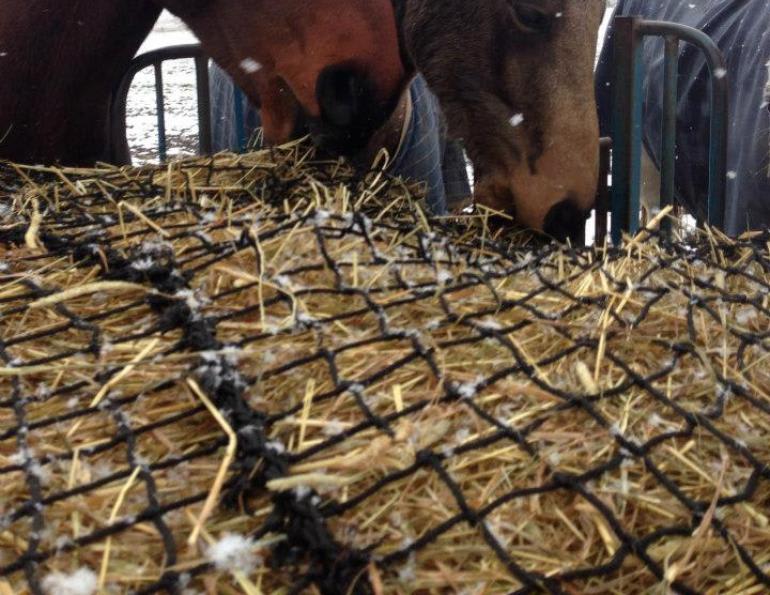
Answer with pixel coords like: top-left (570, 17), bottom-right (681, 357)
top-left (596, 0), bottom-right (770, 234)
top-left (208, 66), bottom-right (470, 216)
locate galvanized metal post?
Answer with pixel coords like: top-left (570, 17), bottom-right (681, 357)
top-left (195, 55), bottom-right (213, 156)
top-left (659, 36), bottom-right (679, 236)
top-left (153, 63), bottom-right (167, 163)
top-left (595, 137), bottom-right (612, 244)
top-left (610, 16), bottom-right (644, 244)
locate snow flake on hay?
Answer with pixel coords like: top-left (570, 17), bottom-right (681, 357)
top-left (139, 239), bottom-right (174, 256)
top-left (436, 269), bottom-right (454, 285)
top-left (347, 383), bottom-right (366, 400)
top-left (206, 533), bottom-right (262, 575)
top-left (397, 552), bottom-right (417, 583)
top-left (175, 288), bottom-right (208, 314)
top-left (294, 311), bottom-right (317, 329)
top-left (130, 257), bottom-right (155, 271)
top-left (736, 306), bottom-right (758, 325)
top-left (265, 439), bottom-right (286, 454)
top-left (350, 213), bottom-right (373, 235)
top-left (196, 347), bottom-right (248, 393)
top-left (441, 426), bottom-right (472, 457)
top-left (292, 484), bottom-right (313, 500)
top-left (9, 446), bottom-right (50, 485)
top-left (476, 318), bottom-right (503, 332)
top-left (41, 567), bottom-right (98, 595)
top-left (418, 233), bottom-right (437, 255)
top-left (322, 419), bottom-right (346, 436)
top-left (313, 209), bottom-right (331, 226)
top-left (452, 376), bottom-right (485, 400)
top-left (273, 274), bottom-right (296, 291)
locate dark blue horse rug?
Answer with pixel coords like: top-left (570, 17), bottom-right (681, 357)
top-left (596, 0), bottom-right (770, 235)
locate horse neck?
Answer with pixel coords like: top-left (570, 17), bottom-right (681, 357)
top-left (0, 0), bottom-right (161, 165)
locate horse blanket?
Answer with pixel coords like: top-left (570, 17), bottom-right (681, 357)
top-left (596, 0), bottom-right (770, 234)
top-left (209, 65), bottom-right (470, 215)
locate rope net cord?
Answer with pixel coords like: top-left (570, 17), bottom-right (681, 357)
top-left (0, 143), bottom-right (769, 594)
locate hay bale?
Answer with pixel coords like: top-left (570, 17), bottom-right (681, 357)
top-left (1, 143), bottom-right (769, 594)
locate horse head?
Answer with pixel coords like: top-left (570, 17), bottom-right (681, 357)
top-left (396, 0), bottom-right (606, 241)
top-left (160, 0), bottom-right (408, 157)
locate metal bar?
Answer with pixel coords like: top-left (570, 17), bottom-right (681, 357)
top-left (610, 16), bottom-right (644, 244)
top-left (154, 62), bottom-right (167, 163)
top-left (595, 137), bottom-right (612, 245)
top-left (194, 55), bottom-right (213, 156)
top-left (233, 87), bottom-right (247, 152)
top-left (659, 35), bottom-right (679, 236)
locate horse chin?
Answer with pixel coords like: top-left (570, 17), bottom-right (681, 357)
top-left (355, 86), bottom-right (411, 168)
top-left (542, 199), bottom-right (590, 243)
top-left (309, 64), bottom-right (404, 160)
top-left (307, 94), bottom-right (408, 167)
top-left (307, 121), bottom-right (374, 158)
top-left (471, 109), bottom-right (600, 241)
top-left (474, 160), bottom-right (596, 243)
top-left (305, 104), bottom-right (394, 159)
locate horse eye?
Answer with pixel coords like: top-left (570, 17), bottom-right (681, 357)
top-left (510, 4), bottom-right (553, 34)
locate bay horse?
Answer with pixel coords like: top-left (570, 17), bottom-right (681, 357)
top-left (0, 0), bottom-right (606, 241)
top-left (0, 0), bottom-right (405, 166)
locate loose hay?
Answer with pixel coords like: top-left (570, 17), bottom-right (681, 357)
top-left (1, 143), bottom-right (769, 594)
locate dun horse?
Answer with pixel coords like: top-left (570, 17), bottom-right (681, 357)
top-left (0, 0), bottom-right (606, 241)
top-left (394, 0), bottom-right (606, 239)
top-left (0, 0), bottom-right (405, 166)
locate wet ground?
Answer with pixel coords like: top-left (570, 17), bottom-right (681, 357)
top-left (128, 11), bottom-right (199, 165)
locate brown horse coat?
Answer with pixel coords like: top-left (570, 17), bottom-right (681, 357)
top-left (1, 0), bottom-right (606, 240)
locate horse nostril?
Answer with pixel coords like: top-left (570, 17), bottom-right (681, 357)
top-left (543, 198), bottom-right (589, 243)
top-left (290, 110), bottom-right (310, 140)
top-left (315, 65), bottom-right (370, 129)
top-left (312, 64), bottom-right (385, 155)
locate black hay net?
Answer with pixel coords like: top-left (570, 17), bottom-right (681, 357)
top-left (1, 147), bottom-right (769, 594)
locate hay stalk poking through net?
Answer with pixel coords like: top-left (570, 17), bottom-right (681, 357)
top-left (1, 142), bottom-right (769, 594)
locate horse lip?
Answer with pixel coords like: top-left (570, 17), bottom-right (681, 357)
top-left (542, 197), bottom-right (589, 243)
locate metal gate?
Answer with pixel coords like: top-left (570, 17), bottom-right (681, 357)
top-left (110, 44), bottom-right (213, 165)
top-left (607, 16), bottom-right (728, 242)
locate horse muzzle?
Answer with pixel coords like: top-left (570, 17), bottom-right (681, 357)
top-left (311, 64), bottom-right (399, 156)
